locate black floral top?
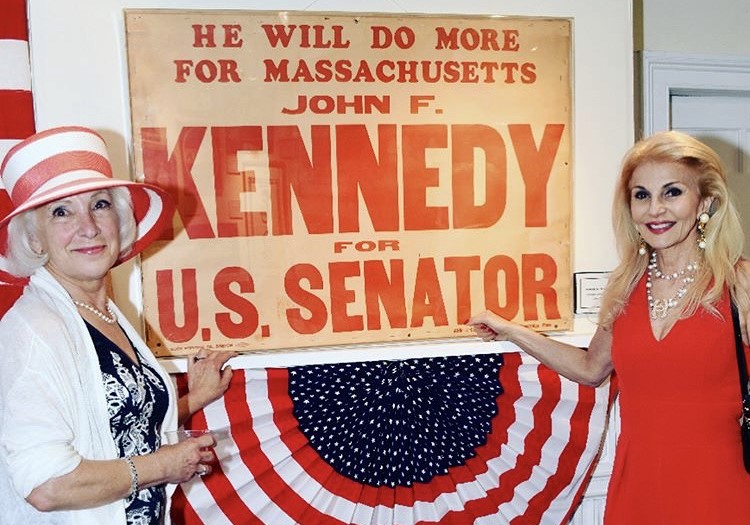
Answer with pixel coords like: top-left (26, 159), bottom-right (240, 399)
top-left (86, 321), bottom-right (169, 525)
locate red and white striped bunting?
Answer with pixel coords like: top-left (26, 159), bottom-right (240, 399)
top-left (0, 0), bottom-right (33, 297)
top-left (171, 352), bottom-right (614, 525)
top-left (0, 0), bottom-right (33, 163)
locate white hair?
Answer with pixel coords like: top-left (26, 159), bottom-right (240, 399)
top-left (5, 187), bottom-right (136, 277)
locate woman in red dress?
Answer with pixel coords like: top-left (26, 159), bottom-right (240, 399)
top-left (470, 131), bottom-right (750, 524)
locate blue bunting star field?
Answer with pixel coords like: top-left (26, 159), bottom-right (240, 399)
top-left (289, 354), bottom-right (504, 487)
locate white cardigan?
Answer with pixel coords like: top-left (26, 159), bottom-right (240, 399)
top-left (0, 267), bottom-right (178, 525)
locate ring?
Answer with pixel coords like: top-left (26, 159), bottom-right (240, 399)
top-left (197, 465), bottom-right (208, 476)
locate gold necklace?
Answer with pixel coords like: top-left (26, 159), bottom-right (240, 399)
top-left (73, 300), bottom-right (117, 324)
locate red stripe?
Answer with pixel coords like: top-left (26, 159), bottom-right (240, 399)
top-left (435, 353), bottom-right (551, 522)
top-left (279, 356), bottom-right (530, 518)
top-left (432, 355), bottom-right (596, 524)
top-left (0, 0), bottom-right (27, 40)
top-left (171, 371), bottom-right (260, 524)
top-left (263, 355), bottom-right (532, 516)
top-left (191, 397), bottom-right (265, 525)
top-left (0, 91), bottom-right (34, 140)
top-left (175, 373), bottom-right (189, 397)
top-left (0, 285), bottom-right (24, 318)
top-left (169, 491), bottom-right (201, 525)
top-left (268, 358), bottom-right (529, 510)
top-left (512, 368), bottom-right (597, 524)
top-left (179, 354), bottom-right (605, 525)
top-left (167, 375), bottom-right (193, 524)
top-left (114, 186), bottom-right (174, 265)
top-left (559, 376), bottom-right (617, 525)
top-left (9, 151), bottom-right (111, 203)
top-left (262, 369), bottom-right (347, 525)
top-left (267, 370), bottom-right (364, 503)
top-left (244, 370), bottom-right (356, 523)
top-left (223, 370), bottom-right (303, 522)
top-left (0, 0), bottom-right (33, 314)
top-left (1, 126), bottom-right (102, 173)
top-left (200, 370), bottom-right (265, 524)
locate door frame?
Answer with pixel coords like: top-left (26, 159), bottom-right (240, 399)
top-left (639, 51), bottom-right (750, 136)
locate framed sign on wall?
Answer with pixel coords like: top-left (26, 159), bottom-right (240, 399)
top-left (125, 10), bottom-right (572, 356)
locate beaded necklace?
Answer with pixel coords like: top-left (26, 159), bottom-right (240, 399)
top-left (73, 300), bottom-right (118, 324)
top-left (645, 252), bottom-right (698, 320)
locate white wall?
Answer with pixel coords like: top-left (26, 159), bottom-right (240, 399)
top-left (641, 0), bottom-right (750, 55)
top-left (26, 0), bottom-right (634, 367)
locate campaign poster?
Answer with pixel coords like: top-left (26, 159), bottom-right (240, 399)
top-left (125, 10), bottom-right (572, 356)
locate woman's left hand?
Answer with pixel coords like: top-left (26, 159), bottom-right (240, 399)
top-left (183, 350), bottom-right (237, 418)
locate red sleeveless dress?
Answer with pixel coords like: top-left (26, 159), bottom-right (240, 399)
top-left (606, 276), bottom-right (750, 524)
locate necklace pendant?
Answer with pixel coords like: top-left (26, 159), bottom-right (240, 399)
top-left (646, 252), bottom-right (700, 321)
top-left (650, 299), bottom-right (669, 320)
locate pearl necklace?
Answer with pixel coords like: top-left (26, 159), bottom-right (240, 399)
top-left (645, 252), bottom-right (698, 320)
top-left (73, 300), bottom-right (117, 324)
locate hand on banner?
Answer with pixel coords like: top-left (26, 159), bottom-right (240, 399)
top-left (179, 350), bottom-right (237, 425)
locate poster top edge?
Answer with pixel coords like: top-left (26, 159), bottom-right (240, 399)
top-left (122, 8), bottom-right (572, 24)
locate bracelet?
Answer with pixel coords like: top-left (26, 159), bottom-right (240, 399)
top-left (124, 456), bottom-right (139, 496)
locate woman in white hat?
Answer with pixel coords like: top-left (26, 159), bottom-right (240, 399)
top-left (0, 126), bottom-right (234, 525)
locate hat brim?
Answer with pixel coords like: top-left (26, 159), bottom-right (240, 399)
top-left (0, 179), bottom-right (174, 278)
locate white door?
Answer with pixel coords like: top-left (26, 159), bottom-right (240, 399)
top-left (671, 94), bottom-right (750, 257)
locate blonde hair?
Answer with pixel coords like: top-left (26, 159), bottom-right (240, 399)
top-left (599, 131), bottom-right (746, 329)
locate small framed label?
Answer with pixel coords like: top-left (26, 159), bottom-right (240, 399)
top-left (574, 272), bottom-right (611, 315)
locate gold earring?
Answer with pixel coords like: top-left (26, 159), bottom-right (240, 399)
top-left (638, 238), bottom-right (648, 256)
top-left (697, 212), bottom-right (709, 250)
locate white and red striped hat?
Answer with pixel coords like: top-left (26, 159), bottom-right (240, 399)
top-left (0, 126), bottom-right (174, 272)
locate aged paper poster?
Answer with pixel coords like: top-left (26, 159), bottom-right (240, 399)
top-left (125, 10), bottom-right (572, 355)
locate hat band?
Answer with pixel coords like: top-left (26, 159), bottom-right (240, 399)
top-left (10, 151), bottom-right (112, 206)
top-left (14, 174), bottom-right (125, 215)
